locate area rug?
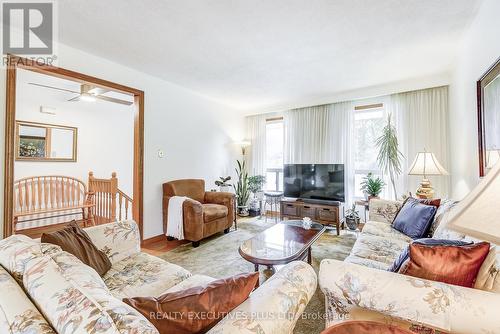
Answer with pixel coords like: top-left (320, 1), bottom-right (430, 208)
top-left (159, 218), bottom-right (356, 334)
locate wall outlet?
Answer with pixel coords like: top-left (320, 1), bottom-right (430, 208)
top-left (157, 149), bottom-right (165, 158)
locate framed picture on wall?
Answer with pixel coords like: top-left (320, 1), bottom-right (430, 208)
top-left (15, 120), bottom-right (78, 162)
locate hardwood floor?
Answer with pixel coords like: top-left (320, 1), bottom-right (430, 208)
top-left (142, 236), bottom-right (189, 256)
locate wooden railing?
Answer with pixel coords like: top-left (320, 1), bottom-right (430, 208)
top-left (88, 171), bottom-right (133, 225)
top-left (117, 188), bottom-right (133, 220)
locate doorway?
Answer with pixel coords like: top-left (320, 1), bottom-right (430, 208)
top-left (4, 55), bottom-right (145, 240)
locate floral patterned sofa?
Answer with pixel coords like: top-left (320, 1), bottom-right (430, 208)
top-left (0, 220), bottom-right (317, 334)
top-left (319, 199), bottom-right (500, 334)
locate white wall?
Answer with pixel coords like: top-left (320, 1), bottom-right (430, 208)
top-left (0, 44), bottom-right (245, 239)
top-left (15, 69), bottom-right (135, 195)
top-left (449, 0), bottom-right (500, 199)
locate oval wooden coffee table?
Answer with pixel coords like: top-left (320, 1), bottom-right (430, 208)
top-left (239, 220), bottom-right (326, 280)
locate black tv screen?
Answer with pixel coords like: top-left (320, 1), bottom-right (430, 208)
top-left (283, 164), bottom-right (345, 202)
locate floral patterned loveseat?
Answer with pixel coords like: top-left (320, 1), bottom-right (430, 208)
top-left (319, 199), bottom-right (500, 334)
top-left (0, 220), bottom-right (317, 334)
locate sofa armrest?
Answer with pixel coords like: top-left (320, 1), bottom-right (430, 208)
top-left (182, 198), bottom-right (204, 241)
top-left (207, 261), bottom-right (317, 334)
top-left (319, 259), bottom-right (500, 334)
top-left (84, 220), bottom-right (141, 264)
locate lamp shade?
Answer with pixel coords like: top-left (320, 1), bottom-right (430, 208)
top-left (447, 159), bottom-right (500, 244)
top-left (408, 152), bottom-right (448, 176)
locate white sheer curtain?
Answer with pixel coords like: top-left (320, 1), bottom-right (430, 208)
top-left (390, 86), bottom-right (450, 198)
top-left (245, 114), bottom-right (267, 176)
top-left (284, 102), bottom-right (354, 205)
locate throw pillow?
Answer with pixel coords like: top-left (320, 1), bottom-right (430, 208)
top-left (399, 241), bottom-right (490, 287)
top-left (392, 197), bottom-right (437, 239)
top-left (387, 238), bottom-right (472, 272)
top-left (41, 221), bottom-right (111, 276)
top-left (123, 272), bottom-right (259, 334)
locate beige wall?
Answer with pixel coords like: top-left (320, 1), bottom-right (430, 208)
top-left (0, 44), bottom-right (245, 239)
top-left (449, 0), bottom-right (500, 199)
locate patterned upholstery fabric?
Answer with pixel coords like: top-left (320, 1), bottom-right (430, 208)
top-left (23, 253), bottom-right (159, 334)
top-left (208, 261), bottom-right (317, 334)
top-left (346, 232), bottom-right (410, 269)
top-left (0, 220), bottom-right (317, 334)
top-left (83, 220), bottom-right (141, 264)
top-left (162, 274), bottom-right (216, 293)
top-left (319, 259), bottom-right (500, 334)
top-left (320, 199), bottom-right (500, 334)
top-left (368, 199), bottom-right (403, 224)
top-left (104, 252), bottom-right (192, 300)
top-left (0, 234), bottom-right (60, 282)
top-left (0, 265), bottom-right (55, 334)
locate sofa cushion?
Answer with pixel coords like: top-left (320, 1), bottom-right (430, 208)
top-left (202, 203), bottom-right (228, 223)
top-left (23, 254), bottom-right (158, 334)
top-left (41, 222), bottom-right (112, 276)
top-left (0, 234), bottom-right (60, 282)
top-left (369, 199), bottom-right (403, 224)
top-left (361, 220), bottom-right (412, 243)
top-left (104, 252), bottom-right (192, 300)
top-left (84, 220), bottom-right (142, 264)
top-left (399, 241), bottom-right (490, 287)
top-left (347, 233), bottom-right (409, 269)
top-left (474, 245), bottom-right (500, 292)
top-left (388, 238), bottom-right (473, 272)
top-left (123, 272), bottom-right (259, 334)
top-left (162, 274), bottom-right (216, 294)
top-left (392, 198), bottom-right (437, 239)
top-left (0, 265), bottom-right (56, 334)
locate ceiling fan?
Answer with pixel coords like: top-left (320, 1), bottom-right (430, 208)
top-left (28, 82), bottom-right (133, 106)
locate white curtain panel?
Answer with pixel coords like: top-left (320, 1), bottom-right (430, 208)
top-left (390, 86), bottom-right (451, 198)
top-left (284, 102), bottom-right (354, 205)
top-left (245, 114), bottom-right (267, 176)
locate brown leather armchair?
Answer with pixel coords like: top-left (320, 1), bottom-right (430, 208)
top-left (162, 179), bottom-right (235, 247)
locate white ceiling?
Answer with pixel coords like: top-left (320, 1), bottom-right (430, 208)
top-left (59, 0), bottom-right (482, 112)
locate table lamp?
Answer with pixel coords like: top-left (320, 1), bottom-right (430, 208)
top-left (447, 158), bottom-right (500, 244)
top-left (408, 150), bottom-right (448, 199)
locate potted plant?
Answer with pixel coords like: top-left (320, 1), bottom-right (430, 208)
top-left (248, 175), bottom-right (266, 216)
top-left (215, 176), bottom-right (231, 192)
top-left (376, 114), bottom-right (404, 199)
top-left (360, 172), bottom-right (386, 201)
top-left (345, 204), bottom-right (360, 230)
top-left (233, 160), bottom-right (250, 216)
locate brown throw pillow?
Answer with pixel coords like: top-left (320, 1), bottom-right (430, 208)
top-left (41, 221), bottom-right (111, 276)
top-left (123, 272), bottom-right (259, 334)
top-left (399, 241), bottom-right (490, 287)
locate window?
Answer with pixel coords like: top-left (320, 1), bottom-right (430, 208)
top-left (265, 119), bottom-right (284, 191)
top-left (353, 106), bottom-right (385, 198)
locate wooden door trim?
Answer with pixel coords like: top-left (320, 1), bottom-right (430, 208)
top-left (3, 55), bottom-right (145, 240)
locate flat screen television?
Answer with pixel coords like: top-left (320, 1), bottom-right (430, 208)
top-left (283, 164), bottom-right (345, 203)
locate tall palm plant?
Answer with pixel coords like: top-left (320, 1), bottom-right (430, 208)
top-left (233, 160), bottom-right (250, 208)
top-left (376, 114), bottom-right (404, 199)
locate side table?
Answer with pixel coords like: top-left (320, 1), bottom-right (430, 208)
top-left (355, 199), bottom-right (370, 222)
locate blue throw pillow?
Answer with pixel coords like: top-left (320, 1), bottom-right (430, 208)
top-left (392, 197), bottom-right (437, 239)
top-left (387, 238), bottom-right (473, 272)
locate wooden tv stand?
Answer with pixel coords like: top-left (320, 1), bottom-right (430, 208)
top-left (280, 198), bottom-right (341, 235)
